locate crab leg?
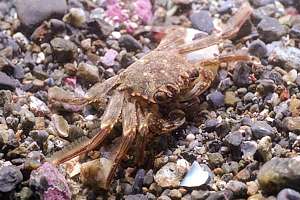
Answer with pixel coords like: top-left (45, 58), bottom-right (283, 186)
top-left (101, 96), bottom-right (138, 189)
top-left (50, 91), bottom-right (125, 165)
top-left (177, 2), bottom-right (253, 54)
top-left (180, 54), bottom-right (252, 101)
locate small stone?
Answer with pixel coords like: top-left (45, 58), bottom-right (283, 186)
top-left (169, 189), bottom-right (182, 199)
top-left (257, 17), bottom-right (286, 42)
top-left (224, 131), bottom-right (243, 147)
top-left (283, 117), bottom-right (300, 133)
top-left (77, 62), bottom-right (100, 84)
top-left (247, 181), bottom-right (259, 196)
top-left (191, 190), bottom-right (210, 200)
top-left (241, 141), bottom-right (258, 159)
top-left (207, 153), bottom-right (224, 167)
top-left (124, 194), bottom-right (148, 200)
top-left (283, 69), bottom-right (298, 85)
top-left (101, 49), bottom-right (118, 67)
top-left (250, 121), bottom-right (275, 139)
top-left (248, 39), bottom-right (267, 58)
top-left (51, 114), bottom-right (69, 138)
top-left (158, 195), bottom-right (171, 200)
top-left (63, 8), bottom-right (86, 28)
top-left (250, 0), bottom-right (274, 7)
top-left (257, 136), bottom-right (272, 162)
top-left (232, 62), bottom-right (251, 87)
top-left (0, 90), bottom-right (12, 106)
top-left (119, 35), bottom-right (143, 51)
top-left (186, 133), bottom-right (195, 142)
top-left (257, 156), bottom-right (300, 193)
top-left (208, 91), bottom-right (225, 108)
top-left (277, 188), bottom-right (300, 200)
top-left (0, 72), bottom-right (16, 90)
top-left (190, 10), bottom-right (214, 34)
top-left (30, 162), bottom-right (71, 200)
top-left (0, 165), bottom-right (23, 192)
top-left (15, 0), bottom-right (67, 32)
top-left (290, 23), bottom-right (300, 39)
top-left (290, 97), bottom-right (300, 117)
top-left (18, 187), bottom-right (33, 200)
top-left (87, 19), bottom-right (113, 38)
top-left (224, 91), bottom-right (240, 106)
top-left (269, 46), bottom-right (300, 70)
top-left (154, 162), bottom-right (185, 188)
top-left (143, 170), bottom-right (154, 186)
top-left (133, 169), bottom-right (145, 193)
top-left (29, 96), bottom-right (50, 116)
top-left (225, 180), bottom-right (247, 198)
top-left (206, 190), bottom-right (233, 200)
top-left (50, 37), bottom-right (77, 63)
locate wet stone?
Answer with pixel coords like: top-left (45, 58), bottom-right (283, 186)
top-left (283, 117), bottom-right (300, 133)
top-left (232, 62), bottom-right (251, 87)
top-left (290, 23), bottom-right (300, 39)
top-left (248, 39), bottom-right (267, 58)
top-left (190, 10), bottom-right (214, 34)
top-left (208, 91), bottom-right (225, 108)
top-left (250, 121), bottom-right (275, 139)
top-left (0, 72), bottom-right (16, 91)
top-left (277, 188), bottom-right (300, 200)
top-left (225, 180), bottom-right (247, 198)
top-left (0, 165), bottom-right (23, 192)
top-left (258, 157), bottom-right (300, 193)
top-left (77, 62), bottom-right (100, 84)
top-left (50, 37), bottom-right (77, 63)
top-left (250, 0), bottom-right (274, 7)
top-left (154, 162), bottom-right (185, 188)
top-left (269, 46), bottom-right (300, 70)
top-left (191, 190), bottom-right (210, 200)
top-left (257, 17), bottom-right (286, 42)
top-left (15, 0), bottom-right (67, 32)
top-left (119, 35), bottom-right (143, 52)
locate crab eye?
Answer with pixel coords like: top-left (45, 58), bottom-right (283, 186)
top-left (154, 91), bottom-right (169, 103)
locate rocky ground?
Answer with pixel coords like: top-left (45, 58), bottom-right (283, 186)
top-left (0, 0), bottom-right (300, 199)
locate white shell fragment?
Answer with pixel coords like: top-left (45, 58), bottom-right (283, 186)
top-left (180, 161), bottom-right (211, 187)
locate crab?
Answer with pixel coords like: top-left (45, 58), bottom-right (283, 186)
top-left (48, 2), bottom-right (254, 189)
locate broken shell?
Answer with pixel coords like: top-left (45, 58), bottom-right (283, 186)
top-left (180, 161), bottom-right (213, 187)
top-left (80, 157), bottom-right (113, 189)
top-left (52, 114), bottom-right (69, 138)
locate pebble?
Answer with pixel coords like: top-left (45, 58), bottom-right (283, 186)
top-left (257, 136), bottom-right (272, 162)
top-left (191, 190), bottom-right (210, 200)
top-left (124, 194), bottom-right (148, 200)
top-left (143, 170), bottom-right (154, 186)
top-left (269, 46), bottom-right (300, 70)
top-left (277, 188), bottom-right (300, 200)
top-left (257, 17), bottom-right (286, 42)
top-left (224, 131), bottom-right (243, 147)
top-left (282, 69), bottom-right (298, 84)
top-left (241, 141), bottom-right (258, 159)
top-left (154, 162), bottom-right (185, 188)
top-left (248, 39), bottom-right (268, 58)
top-left (63, 8), bottom-right (86, 28)
top-left (250, 0), bottom-right (275, 7)
top-left (283, 117), bottom-right (300, 133)
top-left (206, 190), bottom-right (233, 200)
top-left (15, 0), bottom-right (67, 32)
top-left (133, 169), bottom-right (145, 193)
top-left (169, 189), bottom-right (182, 199)
top-left (224, 91), bottom-right (240, 106)
top-left (119, 35), bottom-right (143, 52)
top-left (30, 162), bottom-right (71, 200)
top-left (232, 62), bottom-right (251, 87)
top-left (77, 62), bottom-right (100, 84)
top-left (225, 180), bottom-right (247, 198)
top-left (290, 23), bottom-right (300, 39)
top-left (0, 90), bottom-right (12, 106)
top-left (186, 133), bottom-right (195, 142)
top-left (207, 152), bottom-right (224, 167)
top-left (189, 10), bottom-right (214, 34)
top-left (0, 165), bottom-right (23, 192)
top-left (0, 71), bottom-right (16, 90)
top-left (250, 121), bottom-right (275, 139)
top-left (257, 156), bottom-right (300, 193)
top-left (50, 37), bottom-right (77, 63)
top-left (207, 91), bottom-right (225, 108)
